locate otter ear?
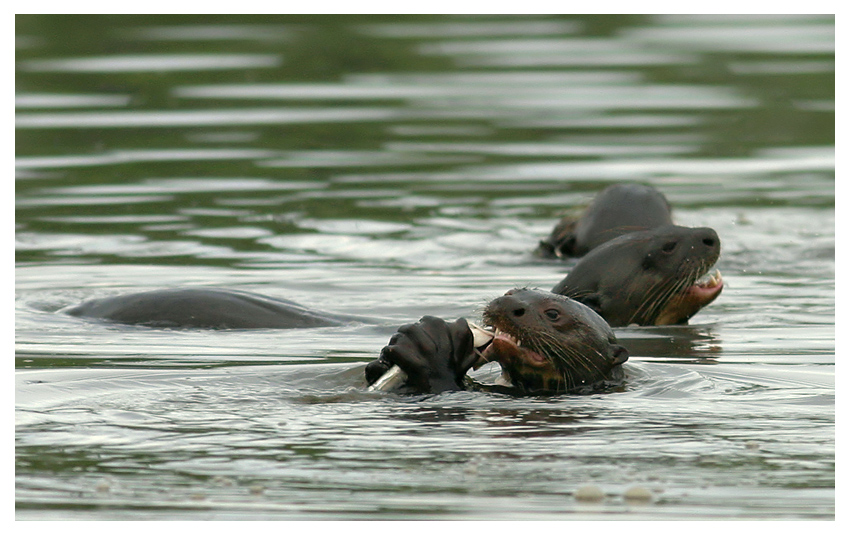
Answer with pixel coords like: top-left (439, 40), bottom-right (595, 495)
top-left (610, 344), bottom-right (629, 365)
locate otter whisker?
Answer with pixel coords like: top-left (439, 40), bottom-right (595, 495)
top-left (630, 276), bottom-right (685, 324)
top-left (629, 261), bottom-right (706, 324)
top-left (630, 259), bottom-right (713, 324)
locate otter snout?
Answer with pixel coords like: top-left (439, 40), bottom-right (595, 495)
top-left (681, 227), bottom-right (721, 268)
top-left (692, 227), bottom-right (720, 253)
top-left (489, 292), bottom-right (528, 319)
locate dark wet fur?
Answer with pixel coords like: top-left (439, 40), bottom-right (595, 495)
top-left (535, 183), bottom-right (673, 259)
top-left (481, 290), bottom-right (625, 393)
top-left (553, 226), bottom-right (721, 327)
top-left (627, 254), bottom-right (716, 325)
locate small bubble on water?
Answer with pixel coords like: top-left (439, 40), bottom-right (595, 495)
top-left (574, 485), bottom-right (605, 502)
top-left (624, 486), bottom-right (653, 503)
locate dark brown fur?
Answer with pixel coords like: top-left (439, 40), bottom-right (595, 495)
top-left (535, 183), bottom-right (672, 258)
top-left (480, 289), bottom-right (628, 394)
top-left (552, 225), bottom-right (723, 327)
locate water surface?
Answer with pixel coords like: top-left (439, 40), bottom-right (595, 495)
top-left (16, 14), bottom-right (834, 520)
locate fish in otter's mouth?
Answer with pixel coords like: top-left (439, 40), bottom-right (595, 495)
top-left (471, 321), bottom-right (568, 392)
top-left (471, 323), bottom-right (549, 369)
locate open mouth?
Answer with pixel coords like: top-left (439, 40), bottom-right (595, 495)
top-left (471, 323), bottom-right (549, 368)
top-left (688, 269), bottom-right (724, 301)
top-left (654, 269), bottom-right (724, 325)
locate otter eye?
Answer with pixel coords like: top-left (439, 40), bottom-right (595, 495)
top-left (544, 309), bottom-right (560, 321)
top-left (661, 241), bottom-right (677, 253)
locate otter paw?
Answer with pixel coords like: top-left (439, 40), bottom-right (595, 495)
top-left (378, 316), bottom-right (476, 393)
top-left (364, 357), bottom-right (394, 386)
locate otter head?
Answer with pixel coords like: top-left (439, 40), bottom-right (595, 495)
top-left (536, 183), bottom-right (673, 258)
top-left (552, 225), bottom-right (723, 327)
top-left (479, 288), bottom-right (628, 394)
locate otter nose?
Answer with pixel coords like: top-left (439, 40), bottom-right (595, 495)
top-left (696, 228), bottom-right (720, 250)
top-left (491, 294), bottom-right (529, 318)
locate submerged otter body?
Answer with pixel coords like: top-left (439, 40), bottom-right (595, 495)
top-left (479, 289), bottom-right (629, 394)
top-left (552, 225), bottom-right (723, 327)
top-left (535, 183), bottom-right (673, 258)
top-left (64, 288), bottom-right (356, 329)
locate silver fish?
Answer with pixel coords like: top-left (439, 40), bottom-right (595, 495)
top-left (367, 322), bottom-right (494, 392)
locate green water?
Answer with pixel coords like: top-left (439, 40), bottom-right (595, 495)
top-left (16, 14), bottom-right (834, 520)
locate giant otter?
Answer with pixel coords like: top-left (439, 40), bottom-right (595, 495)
top-left (66, 286), bottom-right (628, 396)
top-left (366, 288), bottom-right (628, 395)
top-left (552, 225), bottom-right (723, 327)
top-left (535, 183), bottom-right (673, 258)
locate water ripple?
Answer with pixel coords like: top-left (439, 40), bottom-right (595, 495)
top-left (20, 54), bottom-right (282, 72)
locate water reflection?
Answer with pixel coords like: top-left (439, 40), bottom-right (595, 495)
top-left (15, 93), bottom-right (132, 108)
top-left (15, 107), bottom-right (396, 129)
top-left (127, 24), bottom-right (297, 42)
top-left (622, 18), bottom-right (834, 54)
top-left (21, 53), bottom-right (282, 72)
top-left (356, 20), bottom-right (583, 38)
top-left (16, 149), bottom-right (280, 168)
top-left (616, 324), bottom-right (722, 362)
top-left (332, 149), bottom-right (834, 184)
top-left (15, 14), bottom-right (834, 520)
top-left (174, 77), bottom-right (757, 111)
